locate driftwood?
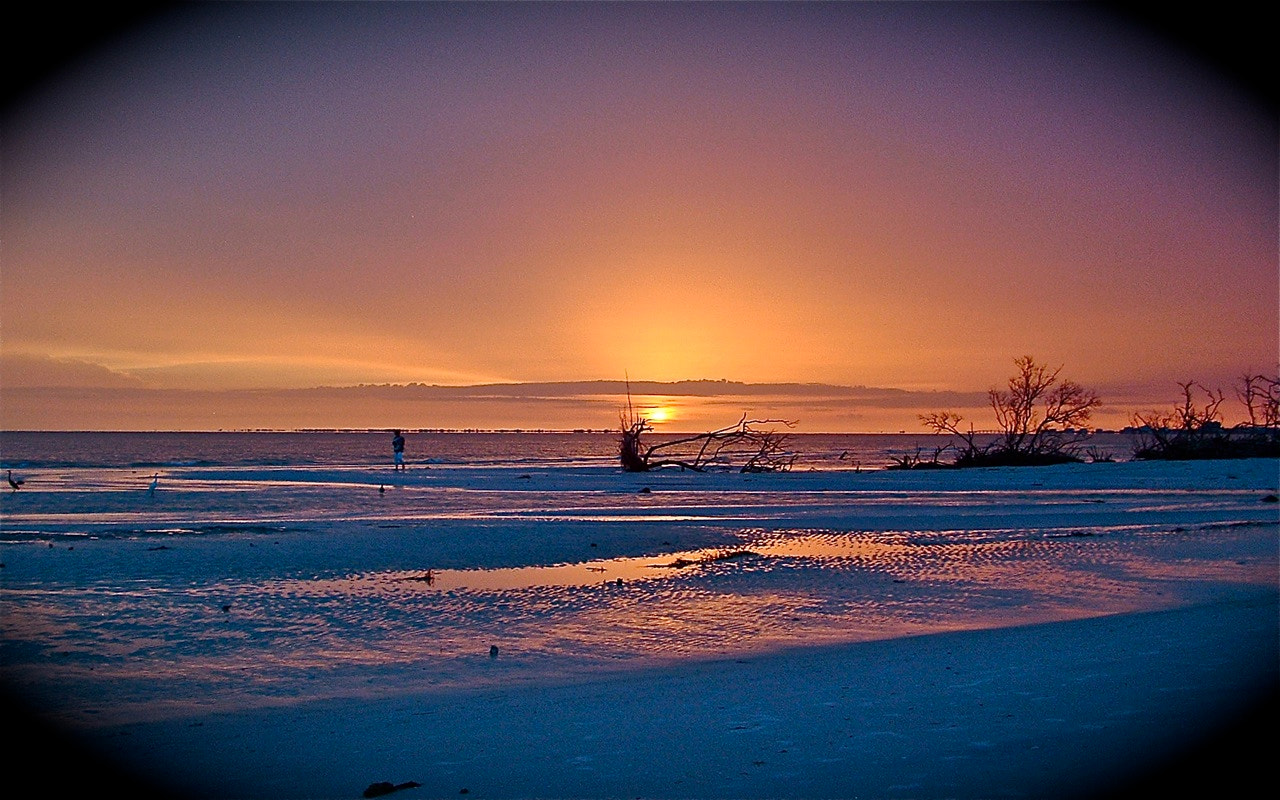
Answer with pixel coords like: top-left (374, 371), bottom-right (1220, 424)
top-left (363, 781), bottom-right (421, 798)
top-left (654, 550), bottom-right (760, 568)
top-left (619, 387), bottom-right (796, 473)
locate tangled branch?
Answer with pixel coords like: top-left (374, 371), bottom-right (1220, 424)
top-left (619, 387), bottom-right (797, 473)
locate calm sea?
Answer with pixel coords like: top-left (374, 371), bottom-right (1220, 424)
top-left (0, 429), bottom-right (1140, 472)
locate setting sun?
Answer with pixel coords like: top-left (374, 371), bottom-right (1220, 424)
top-left (645, 405), bottom-right (675, 424)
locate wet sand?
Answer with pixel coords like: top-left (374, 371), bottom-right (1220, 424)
top-left (1, 457), bottom-right (1276, 798)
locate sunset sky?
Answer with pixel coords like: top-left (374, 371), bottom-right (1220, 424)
top-left (2, 2), bottom-right (1275, 432)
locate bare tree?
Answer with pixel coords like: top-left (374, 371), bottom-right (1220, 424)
top-left (1237, 371), bottom-right (1280, 429)
top-left (1136, 381), bottom-right (1223, 437)
top-left (920, 356), bottom-right (1101, 467)
top-left (917, 411), bottom-right (981, 463)
top-left (619, 387), bottom-right (797, 473)
top-left (1133, 376), bottom-right (1279, 459)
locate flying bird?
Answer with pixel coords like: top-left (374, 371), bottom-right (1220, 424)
top-left (7, 470), bottom-right (24, 491)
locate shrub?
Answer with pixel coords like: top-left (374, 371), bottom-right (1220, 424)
top-left (920, 356), bottom-right (1101, 468)
top-left (1131, 375), bottom-right (1280, 460)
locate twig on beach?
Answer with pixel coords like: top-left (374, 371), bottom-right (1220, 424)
top-left (653, 549), bottom-right (760, 568)
top-left (363, 781), bottom-right (421, 798)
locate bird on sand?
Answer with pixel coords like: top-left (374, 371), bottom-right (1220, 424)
top-left (7, 470), bottom-right (24, 491)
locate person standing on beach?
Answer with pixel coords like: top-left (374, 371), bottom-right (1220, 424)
top-left (391, 430), bottom-right (406, 470)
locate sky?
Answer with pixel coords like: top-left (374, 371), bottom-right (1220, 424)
top-left (2, 2), bottom-right (1276, 432)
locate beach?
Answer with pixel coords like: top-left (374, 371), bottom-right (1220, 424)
top-left (4, 1), bottom-right (1274, 797)
top-left (1, 436), bottom-right (1276, 799)
top-left (58, 593), bottom-right (1276, 800)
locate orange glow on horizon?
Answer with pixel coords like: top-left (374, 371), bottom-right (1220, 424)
top-left (1, 4), bottom-right (1273, 431)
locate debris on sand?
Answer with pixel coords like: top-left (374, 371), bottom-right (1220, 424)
top-left (363, 780), bottom-right (421, 798)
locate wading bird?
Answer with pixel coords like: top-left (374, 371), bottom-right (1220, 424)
top-left (7, 470), bottom-right (24, 491)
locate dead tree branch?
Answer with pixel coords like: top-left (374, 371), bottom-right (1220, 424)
top-left (619, 386), bottom-right (797, 473)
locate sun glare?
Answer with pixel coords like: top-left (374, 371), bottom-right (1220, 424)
top-left (646, 406), bottom-right (675, 424)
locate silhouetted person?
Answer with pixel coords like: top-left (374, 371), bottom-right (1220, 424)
top-left (391, 430), bottom-right (405, 470)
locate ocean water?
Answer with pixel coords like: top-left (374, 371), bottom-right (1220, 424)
top-left (0, 428), bottom-right (1145, 546)
top-left (0, 429), bottom-right (1139, 472)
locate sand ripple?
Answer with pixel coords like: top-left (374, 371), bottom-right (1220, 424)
top-left (3, 518), bottom-right (1274, 727)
